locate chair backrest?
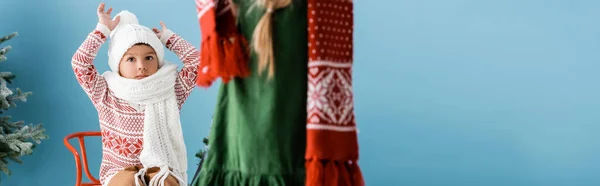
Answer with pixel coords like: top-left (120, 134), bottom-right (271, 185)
top-left (63, 131), bottom-right (102, 186)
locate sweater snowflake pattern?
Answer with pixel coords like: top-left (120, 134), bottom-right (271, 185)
top-left (71, 25), bottom-right (199, 185)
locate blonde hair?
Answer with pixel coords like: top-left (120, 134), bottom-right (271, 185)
top-left (251, 0), bottom-right (291, 78)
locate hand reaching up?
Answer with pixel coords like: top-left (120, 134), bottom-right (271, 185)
top-left (152, 21), bottom-right (168, 39)
top-left (97, 3), bottom-right (121, 31)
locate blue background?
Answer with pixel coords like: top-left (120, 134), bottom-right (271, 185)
top-left (1, 0), bottom-right (600, 185)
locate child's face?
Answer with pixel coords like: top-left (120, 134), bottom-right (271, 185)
top-left (118, 44), bottom-right (159, 79)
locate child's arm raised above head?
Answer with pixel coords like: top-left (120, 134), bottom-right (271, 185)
top-left (71, 23), bottom-right (111, 106)
top-left (72, 3), bottom-right (120, 106)
top-left (154, 22), bottom-right (200, 107)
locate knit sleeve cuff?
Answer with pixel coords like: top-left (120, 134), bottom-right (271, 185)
top-left (160, 29), bottom-right (175, 45)
top-left (95, 23), bottom-right (112, 37)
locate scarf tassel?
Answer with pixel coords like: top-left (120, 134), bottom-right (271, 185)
top-left (134, 168), bottom-right (148, 186)
top-left (134, 166), bottom-right (187, 186)
top-left (196, 2), bottom-right (250, 88)
top-left (306, 159), bottom-right (364, 186)
top-left (196, 32), bottom-right (221, 87)
top-left (221, 32), bottom-right (250, 83)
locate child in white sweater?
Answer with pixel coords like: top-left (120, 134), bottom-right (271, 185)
top-left (72, 3), bottom-right (199, 186)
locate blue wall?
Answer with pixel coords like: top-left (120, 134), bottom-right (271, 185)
top-left (0, 0), bottom-right (599, 186)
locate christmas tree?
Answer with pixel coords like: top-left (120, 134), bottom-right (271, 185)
top-left (0, 32), bottom-right (48, 177)
top-left (195, 137), bottom-right (209, 163)
top-left (191, 137), bottom-right (209, 183)
top-left (190, 118), bottom-right (212, 184)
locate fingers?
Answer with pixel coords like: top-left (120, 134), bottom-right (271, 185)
top-left (97, 3), bottom-right (113, 16)
top-left (160, 21), bottom-right (167, 29)
top-left (152, 28), bottom-right (161, 38)
top-left (113, 16), bottom-right (121, 25)
top-left (98, 3), bottom-right (105, 13)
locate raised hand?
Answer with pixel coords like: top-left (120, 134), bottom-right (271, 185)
top-left (97, 3), bottom-right (121, 31)
top-left (152, 21), bottom-right (168, 38)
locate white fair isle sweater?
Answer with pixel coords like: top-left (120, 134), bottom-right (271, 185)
top-left (71, 25), bottom-right (199, 185)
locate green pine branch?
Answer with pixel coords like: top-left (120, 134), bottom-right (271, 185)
top-left (0, 72), bottom-right (16, 85)
top-left (0, 32), bottom-right (17, 63)
top-left (191, 137), bottom-right (209, 184)
top-left (0, 33), bottom-right (17, 45)
top-left (195, 137), bottom-right (209, 163)
top-left (0, 32), bottom-right (48, 177)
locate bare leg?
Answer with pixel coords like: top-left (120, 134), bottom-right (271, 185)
top-left (106, 166), bottom-right (144, 186)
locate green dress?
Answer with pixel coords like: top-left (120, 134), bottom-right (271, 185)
top-left (194, 0), bottom-right (308, 185)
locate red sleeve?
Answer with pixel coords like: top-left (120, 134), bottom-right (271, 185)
top-left (163, 33), bottom-right (200, 108)
top-left (72, 24), bottom-right (111, 106)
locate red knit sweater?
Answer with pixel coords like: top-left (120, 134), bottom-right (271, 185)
top-left (71, 25), bottom-right (199, 185)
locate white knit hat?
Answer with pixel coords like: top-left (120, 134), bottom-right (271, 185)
top-left (108, 10), bottom-right (164, 73)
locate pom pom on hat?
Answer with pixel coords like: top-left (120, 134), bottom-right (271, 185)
top-left (110, 10), bottom-right (139, 38)
top-left (114, 10), bottom-right (139, 24)
top-left (107, 10), bottom-right (164, 73)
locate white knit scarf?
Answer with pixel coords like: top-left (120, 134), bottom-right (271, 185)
top-left (103, 62), bottom-right (188, 186)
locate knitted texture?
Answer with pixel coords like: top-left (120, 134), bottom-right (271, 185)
top-left (108, 11), bottom-right (165, 74)
top-left (305, 0), bottom-right (364, 185)
top-left (194, 0), bottom-right (250, 87)
top-left (103, 62), bottom-right (187, 186)
top-left (71, 24), bottom-right (199, 185)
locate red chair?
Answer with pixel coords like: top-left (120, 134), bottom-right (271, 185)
top-left (64, 131), bottom-right (102, 186)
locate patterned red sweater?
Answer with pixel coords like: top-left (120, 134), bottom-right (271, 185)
top-left (71, 24), bottom-right (199, 185)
